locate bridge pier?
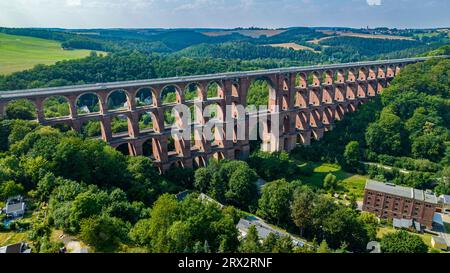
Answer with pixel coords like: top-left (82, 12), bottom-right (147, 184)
top-left (0, 57), bottom-right (442, 172)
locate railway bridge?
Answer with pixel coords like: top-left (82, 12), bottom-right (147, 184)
top-left (0, 57), bottom-right (444, 172)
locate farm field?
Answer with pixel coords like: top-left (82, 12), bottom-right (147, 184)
top-left (0, 33), bottom-right (105, 75)
top-left (266, 43), bottom-right (320, 53)
top-left (308, 31), bottom-right (415, 44)
top-left (202, 29), bottom-right (287, 38)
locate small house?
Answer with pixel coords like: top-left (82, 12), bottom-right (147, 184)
top-left (0, 242), bottom-right (31, 253)
top-left (4, 196), bottom-right (26, 218)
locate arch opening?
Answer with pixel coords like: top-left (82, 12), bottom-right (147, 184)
top-left (185, 83), bottom-right (201, 101)
top-left (43, 96), bottom-right (70, 119)
top-left (81, 119), bottom-right (102, 138)
top-left (77, 93), bottom-right (100, 115)
top-left (142, 138), bottom-right (155, 159)
top-left (139, 112), bottom-right (154, 132)
top-left (136, 88), bottom-right (154, 107)
top-left (107, 90), bottom-right (129, 111)
top-left (160, 85), bottom-right (181, 105)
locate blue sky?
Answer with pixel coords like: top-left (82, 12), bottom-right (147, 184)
top-left (0, 0), bottom-right (449, 29)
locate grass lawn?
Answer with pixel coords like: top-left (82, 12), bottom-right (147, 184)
top-left (0, 33), bottom-right (106, 75)
top-left (298, 162), bottom-right (367, 200)
top-left (0, 231), bottom-right (29, 246)
top-left (377, 226), bottom-right (433, 248)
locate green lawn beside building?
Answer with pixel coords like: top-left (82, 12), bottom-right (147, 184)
top-left (298, 162), bottom-right (367, 200)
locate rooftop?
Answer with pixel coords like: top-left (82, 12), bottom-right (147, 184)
top-left (365, 180), bottom-right (438, 204)
top-left (5, 201), bottom-right (25, 214)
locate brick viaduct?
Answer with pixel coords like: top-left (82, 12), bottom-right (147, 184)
top-left (0, 57), bottom-right (443, 172)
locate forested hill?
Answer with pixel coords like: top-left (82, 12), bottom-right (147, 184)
top-left (173, 42), bottom-right (321, 63)
top-left (0, 52), bottom-right (277, 91)
top-left (293, 56), bottom-right (450, 194)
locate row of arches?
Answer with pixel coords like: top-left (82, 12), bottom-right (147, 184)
top-left (1, 71), bottom-right (389, 124)
top-left (294, 64), bottom-right (401, 88)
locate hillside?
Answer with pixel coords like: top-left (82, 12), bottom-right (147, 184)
top-left (0, 33), bottom-right (105, 75)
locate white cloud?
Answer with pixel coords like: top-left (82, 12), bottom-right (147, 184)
top-left (366, 0), bottom-right (382, 6)
top-left (66, 0), bottom-right (82, 7)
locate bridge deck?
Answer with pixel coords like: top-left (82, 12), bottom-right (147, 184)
top-left (1, 56), bottom-right (447, 100)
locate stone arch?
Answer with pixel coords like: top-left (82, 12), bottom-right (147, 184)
top-left (212, 152), bottom-right (226, 161)
top-left (347, 68), bottom-right (356, 82)
top-left (323, 70), bottom-right (334, 85)
top-left (395, 64), bottom-right (403, 75)
top-left (142, 138), bottom-right (155, 158)
top-left (138, 111), bottom-right (155, 132)
top-left (281, 76), bottom-right (290, 91)
top-left (282, 93), bottom-right (289, 110)
top-left (323, 106), bottom-right (334, 125)
top-left (310, 108), bottom-right (322, 127)
top-left (297, 133), bottom-right (306, 145)
top-left (184, 82), bottom-right (202, 101)
top-left (295, 72), bottom-right (308, 88)
top-left (295, 90), bottom-right (308, 108)
top-left (336, 69), bottom-right (345, 83)
top-left (43, 95), bottom-right (70, 119)
top-left (335, 104), bottom-right (345, 121)
top-left (357, 82), bottom-right (367, 98)
top-left (116, 143), bottom-right (132, 156)
top-left (346, 84), bottom-right (357, 100)
top-left (204, 102), bottom-right (224, 122)
top-left (368, 66), bottom-right (377, 80)
top-left (107, 89), bottom-right (131, 111)
top-left (76, 92), bottom-right (101, 115)
top-left (231, 81), bottom-right (240, 97)
top-left (309, 87), bottom-right (321, 106)
top-left (387, 64), bottom-right (395, 77)
top-left (312, 129), bottom-right (322, 141)
top-left (80, 119), bottom-right (102, 138)
top-left (160, 84), bottom-right (182, 104)
top-left (358, 67), bottom-right (367, 81)
top-left (296, 111), bottom-right (309, 130)
top-left (310, 71), bottom-right (321, 86)
top-left (111, 114), bottom-right (132, 137)
top-left (334, 85), bottom-right (345, 102)
top-left (167, 135), bottom-right (178, 155)
top-left (193, 156), bottom-right (207, 168)
top-left (246, 77), bottom-right (276, 110)
top-left (347, 103), bottom-right (356, 113)
top-left (135, 87), bottom-right (155, 107)
top-left (378, 65), bottom-right (386, 78)
top-left (367, 81), bottom-right (377, 96)
top-left (322, 86), bottom-right (333, 104)
top-left (207, 81), bottom-right (225, 99)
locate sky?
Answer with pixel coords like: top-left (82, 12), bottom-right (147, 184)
top-left (0, 0), bottom-right (449, 29)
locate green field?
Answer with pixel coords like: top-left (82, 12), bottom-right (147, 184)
top-left (0, 33), bottom-right (104, 75)
top-left (298, 162), bottom-right (367, 200)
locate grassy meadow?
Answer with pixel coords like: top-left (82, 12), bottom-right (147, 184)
top-left (0, 32), bottom-right (104, 75)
